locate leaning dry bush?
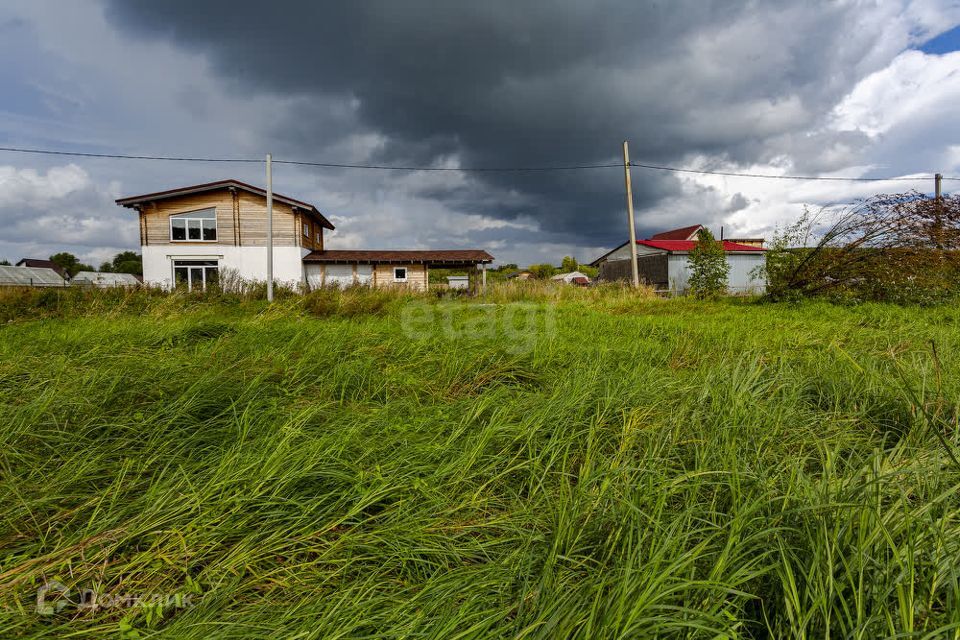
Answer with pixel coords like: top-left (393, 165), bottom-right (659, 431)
top-left (763, 192), bottom-right (960, 304)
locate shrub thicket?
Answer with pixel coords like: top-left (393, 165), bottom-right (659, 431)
top-left (762, 193), bottom-right (960, 304)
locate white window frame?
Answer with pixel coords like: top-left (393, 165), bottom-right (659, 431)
top-left (316, 231), bottom-right (322, 244)
top-left (171, 259), bottom-right (220, 291)
top-left (170, 208), bottom-right (217, 243)
top-left (303, 222), bottom-right (310, 237)
top-left (393, 267), bottom-right (408, 282)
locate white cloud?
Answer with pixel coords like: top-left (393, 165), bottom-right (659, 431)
top-left (831, 50), bottom-right (960, 137)
top-left (0, 164), bottom-right (135, 262)
top-left (1, 0), bottom-right (960, 267)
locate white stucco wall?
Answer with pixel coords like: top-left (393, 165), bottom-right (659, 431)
top-left (667, 253), bottom-right (766, 294)
top-left (142, 245), bottom-right (307, 289)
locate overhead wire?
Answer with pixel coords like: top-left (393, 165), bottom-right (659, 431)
top-left (0, 145), bottom-right (951, 182)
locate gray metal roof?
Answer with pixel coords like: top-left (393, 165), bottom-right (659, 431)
top-left (0, 265), bottom-right (67, 286)
top-left (71, 272), bottom-right (140, 286)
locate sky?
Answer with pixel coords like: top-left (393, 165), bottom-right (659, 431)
top-left (1, 0), bottom-right (960, 268)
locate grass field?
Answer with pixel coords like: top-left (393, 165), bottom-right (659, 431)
top-left (2, 287), bottom-right (960, 638)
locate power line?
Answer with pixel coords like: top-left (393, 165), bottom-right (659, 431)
top-left (0, 146), bottom-right (262, 164)
top-left (0, 144), bottom-right (952, 181)
top-left (628, 161), bottom-right (939, 182)
top-left (0, 146), bottom-right (618, 172)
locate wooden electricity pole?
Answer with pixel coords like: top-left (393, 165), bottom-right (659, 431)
top-left (622, 141), bottom-right (640, 287)
top-left (936, 173), bottom-right (943, 200)
top-left (266, 153), bottom-right (274, 302)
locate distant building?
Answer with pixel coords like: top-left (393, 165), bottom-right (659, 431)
top-left (724, 238), bottom-right (765, 248)
top-left (648, 225), bottom-right (765, 248)
top-left (505, 270), bottom-right (534, 280)
top-left (591, 225), bottom-right (767, 294)
top-left (447, 275), bottom-right (470, 290)
top-left (116, 179), bottom-right (492, 292)
top-left (15, 258), bottom-right (67, 278)
top-left (650, 224), bottom-right (704, 241)
top-left (71, 272), bottom-right (141, 288)
top-left (0, 265), bottom-right (67, 287)
top-left (551, 271), bottom-right (591, 285)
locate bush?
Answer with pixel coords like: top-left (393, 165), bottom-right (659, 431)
top-left (761, 194), bottom-right (960, 305)
top-left (687, 228), bottom-right (729, 299)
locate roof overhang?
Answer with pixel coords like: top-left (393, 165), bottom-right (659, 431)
top-left (589, 241), bottom-right (632, 267)
top-left (303, 250), bottom-right (494, 268)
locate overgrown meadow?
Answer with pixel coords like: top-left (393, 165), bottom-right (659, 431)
top-left (2, 285), bottom-right (960, 638)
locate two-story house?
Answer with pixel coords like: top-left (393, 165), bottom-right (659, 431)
top-left (116, 179), bottom-right (493, 291)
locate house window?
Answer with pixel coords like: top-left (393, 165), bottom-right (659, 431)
top-left (170, 208), bottom-right (217, 242)
top-left (172, 259), bottom-right (219, 291)
top-left (316, 232), bottom-right (322, 244)
top-left (303, 222), bottom-right (310, 237)
top-left (393, 267), bottom-right (407, 282)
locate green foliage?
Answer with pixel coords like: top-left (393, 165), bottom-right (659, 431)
top-left (98, 251), bottom-right (143, 276)
top-left (48, 252), bottom-right (94, 277)
top-left (557, 256), bottom-right (598, 278)
top-left (577, 263), bottom-right (599, 278)
top-left (302, 286), bottom-right (402, 317)
top-left (527, 263), bottom-right (557, 279)
top-left (0, 259), bottom-right (10, 266)
top-left (762, 194), bottom-right (960, 304)
top-left (3, 291), bottom-right (960, 637)
top-left (687, 228), bottom-right (730, 298)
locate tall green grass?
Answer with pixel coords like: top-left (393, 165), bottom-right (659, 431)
top-left (1, 289), bottom-right (959, 638)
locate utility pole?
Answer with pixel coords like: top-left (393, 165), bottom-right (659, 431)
top-left (622, 141), bottom-right (640, 287)
top-left (266, 153), bottom-right (274, 302)
top-left (934, 172), bottom-right (945, 250)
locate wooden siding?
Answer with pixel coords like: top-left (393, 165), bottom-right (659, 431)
top-left (295, 211), bottom-right (325, 251)
top-left (373, 264), bottom-right (428, 291)
top-left (139, 188), bottom-right (310, 247)
top-left (235, 191), bottom-right (297, 246)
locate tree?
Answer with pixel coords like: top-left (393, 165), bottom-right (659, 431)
top-left (0, 260), bottom-right (10, 266)
top-left (687, 228), bottom-right (729, 299)
top-left (49, 252), bottom-right (94, 277)
top-left (558, 255), bottom-right (597, 277)
top-left (527, 263), bottom-right (557, 279)
top-left (578, 264), bottom-right (599, 278)
top-left (107, 251), bottom-right (143, 276)
top-left (97, 251), bottom-right (143, 275)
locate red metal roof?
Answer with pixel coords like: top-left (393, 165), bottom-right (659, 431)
top-left (302, 249), bottom-right (494, 265)
top-left (650, 224), bottom-right (703, 240)
top-left (638, 240), bottom-right (766, 253)
top-left (115, 179), bottom-right (334, 230)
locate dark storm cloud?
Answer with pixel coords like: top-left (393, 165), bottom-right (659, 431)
top-left (103, 0), bottom-right (913, 243)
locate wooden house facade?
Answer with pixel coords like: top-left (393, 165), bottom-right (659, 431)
top-left (117, 180), bottom-right (492, 291)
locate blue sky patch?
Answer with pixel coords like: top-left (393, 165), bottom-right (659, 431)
top-left (919, 25), bottom-right (960, 54)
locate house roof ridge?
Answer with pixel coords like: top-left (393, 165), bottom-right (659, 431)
top-left (115, 179), bottom-right (335, 230)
